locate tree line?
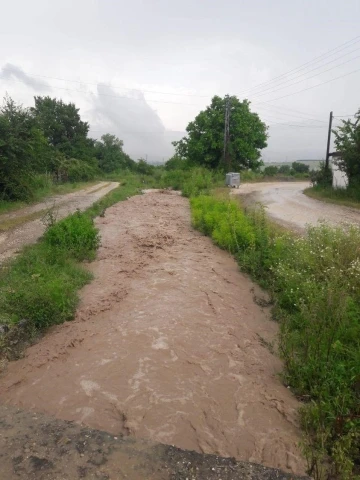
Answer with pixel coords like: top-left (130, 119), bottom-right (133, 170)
top-left (0, 95), bottom-right (144, 201)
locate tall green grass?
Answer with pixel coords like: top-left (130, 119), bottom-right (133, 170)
top-left (191, 195), bottom-right (360, 480)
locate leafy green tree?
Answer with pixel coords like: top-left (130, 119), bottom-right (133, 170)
top-left (173, 95), bottom-right (268, 171)
top-left (95, 134), bottom-right (135, 172)
top-left (291, 161), bottom-right (310, 174)
top-left (165, 155), bottom-right (192, 171)
top-left (333, 109), bottom-right (360, 186)
top-left (136, 158), bottom-right (154, 175)
top-left (0, 96), bottom-right (49, 200)
top-left (32, 96), bottom-right (94, 160)
top-left (278, 164), bottom-right (291, 175)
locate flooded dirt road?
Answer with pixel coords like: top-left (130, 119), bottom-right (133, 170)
top-left (0, 191), bottom-right (306, 475)
top-left (232, 181), bottom-right (360, 231)
top-left (0, 181), bottom-right (118, 263)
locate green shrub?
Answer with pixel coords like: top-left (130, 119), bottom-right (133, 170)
top-left (44, 210), bottom-right (100, 261)
top-left (161, 167), bottom-right (222, 197)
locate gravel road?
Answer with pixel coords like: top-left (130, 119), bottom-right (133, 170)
top-left (232, 181), bottom-right (360, 231)
top-left (0, 182), bottom-right (119, 263)
top-left (0, 190), bottom-right (306, 476)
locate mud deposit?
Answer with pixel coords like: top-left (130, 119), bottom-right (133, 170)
top-left (0, 191), bottom-right (306, 475)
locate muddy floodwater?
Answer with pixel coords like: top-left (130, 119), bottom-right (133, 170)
top-left (0, 191), bottom-right (306, 475)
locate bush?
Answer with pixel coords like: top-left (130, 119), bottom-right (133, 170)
top-left (161, 167), bottom-right (222, 197)
top-left (310, 162), bottom-right (333, 187)
top-left (44, 210), bottom-right (100, 261)
top-left (0, 243), bottom-right (92, 329)
top-left (56, 158), bottom-right (98, 183)
top-left (263, 165), bottom-right (279, 176)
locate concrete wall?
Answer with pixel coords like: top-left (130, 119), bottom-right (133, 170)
top-left (331, 159), bottom-right (348, 189)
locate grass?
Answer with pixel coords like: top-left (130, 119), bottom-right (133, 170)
top-left (181, 171), bottom-right (360, 479)
top-left (0, 172), bottom-right (156, 359)
top-left (304, 185), bottom-right (360, 210)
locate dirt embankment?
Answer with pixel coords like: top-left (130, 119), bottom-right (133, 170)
top-left (0, 181), bottom-right (118, 263)
top-left (0, 191), bottom-right (307, 477)
top-left (0, 405), bottom-right (309, 480)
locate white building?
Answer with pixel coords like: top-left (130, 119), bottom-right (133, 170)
top-left (329, 153), bottom-right (348, 189)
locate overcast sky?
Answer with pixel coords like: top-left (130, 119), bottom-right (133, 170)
top-left (1, 0), bottom-right (360, 163)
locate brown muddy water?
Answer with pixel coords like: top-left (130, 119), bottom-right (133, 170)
top-left (0, 191), bottom-right (306, 475)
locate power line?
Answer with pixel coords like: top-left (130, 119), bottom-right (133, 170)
top-left (250, 54), bottom-right (360, 99)
top-left (255, 106), bottom-right (327, 123)
top-left (257, 67), bottom-right (360, 104)
top-left (236, 35), bottom-right (360, 97)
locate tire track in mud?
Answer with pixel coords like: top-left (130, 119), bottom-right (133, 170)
top-left (0, 190), bottom-right (307, 475)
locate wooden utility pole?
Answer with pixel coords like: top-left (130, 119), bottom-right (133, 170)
top-left (325, 111), bottom-right (333, 169)
top-left (223, 96), bottom-right (231, 171)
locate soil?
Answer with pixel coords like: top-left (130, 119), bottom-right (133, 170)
top-left (0, 191), bottom-right (306, 477)
top-left (0, 405), bottom-right (308, 480)
top-left (0, 181), bottom-right (119, 263)
top-left (232, 182), bottom-right (360, 232)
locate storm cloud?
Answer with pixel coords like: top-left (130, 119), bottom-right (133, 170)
top-left (0, 64), bottom-right (51, 92)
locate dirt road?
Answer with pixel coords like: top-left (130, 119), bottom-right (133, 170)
top-left (0, 181), bottom-right (118, 263)
top-left (0, 191), bottom-right (306, 476)
top-left (232, 181), bottom-right (360, 231)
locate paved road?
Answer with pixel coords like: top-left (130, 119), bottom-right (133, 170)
top-left (232, 181), bottom-right (360, 231)
top-left (0, 181), bottom-right (119, 263)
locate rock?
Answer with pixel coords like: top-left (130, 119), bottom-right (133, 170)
top-left (0, 324), bottom-right (9, 335)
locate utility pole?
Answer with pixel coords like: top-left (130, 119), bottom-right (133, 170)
top-left (325, 111), bottom-right (333, 169)
top-left (223, 96), bottom-right (231, 171)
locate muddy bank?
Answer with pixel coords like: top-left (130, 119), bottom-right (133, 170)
top-left (0, 181), bottom-right (118, 263)
top-left (0, 405), bottom-right (309, 480)
top-left (0, 191), bottom-right (306, 475)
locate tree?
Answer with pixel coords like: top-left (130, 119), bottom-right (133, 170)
top-left (278, 164), bottom-right (291, 175)
top-left (136, 158), bottom-right (154, 175)
top-left (333, 109), bottom-right (360, 187)
top-left (173, 95), bottom-right (268, 171)
top-left (291, 161), bottom-right (310, 174)
top-left (0, 96), bottom-right (49, 200)
top-left (31, 96), bottom-right (94, 160)
top-left (95, 134), bottom-right (135, 172)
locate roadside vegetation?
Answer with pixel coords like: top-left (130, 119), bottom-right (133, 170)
top-left (304, 184), bottom-right (360, 209)
top-left (188, 190), bottom-right (359, 479)
top-left (0, 94), bottom-right (155, 213)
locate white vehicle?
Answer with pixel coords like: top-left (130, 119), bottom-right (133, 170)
top-left (225, 172), bottom-right (240, 188)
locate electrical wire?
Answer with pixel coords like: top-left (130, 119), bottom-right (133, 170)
top-left (256, 68), bottom-right (360, 104)
top-left (235, 35), bottom-right (360, 96)
top-left (250, 55), bottom-right (360, 98)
